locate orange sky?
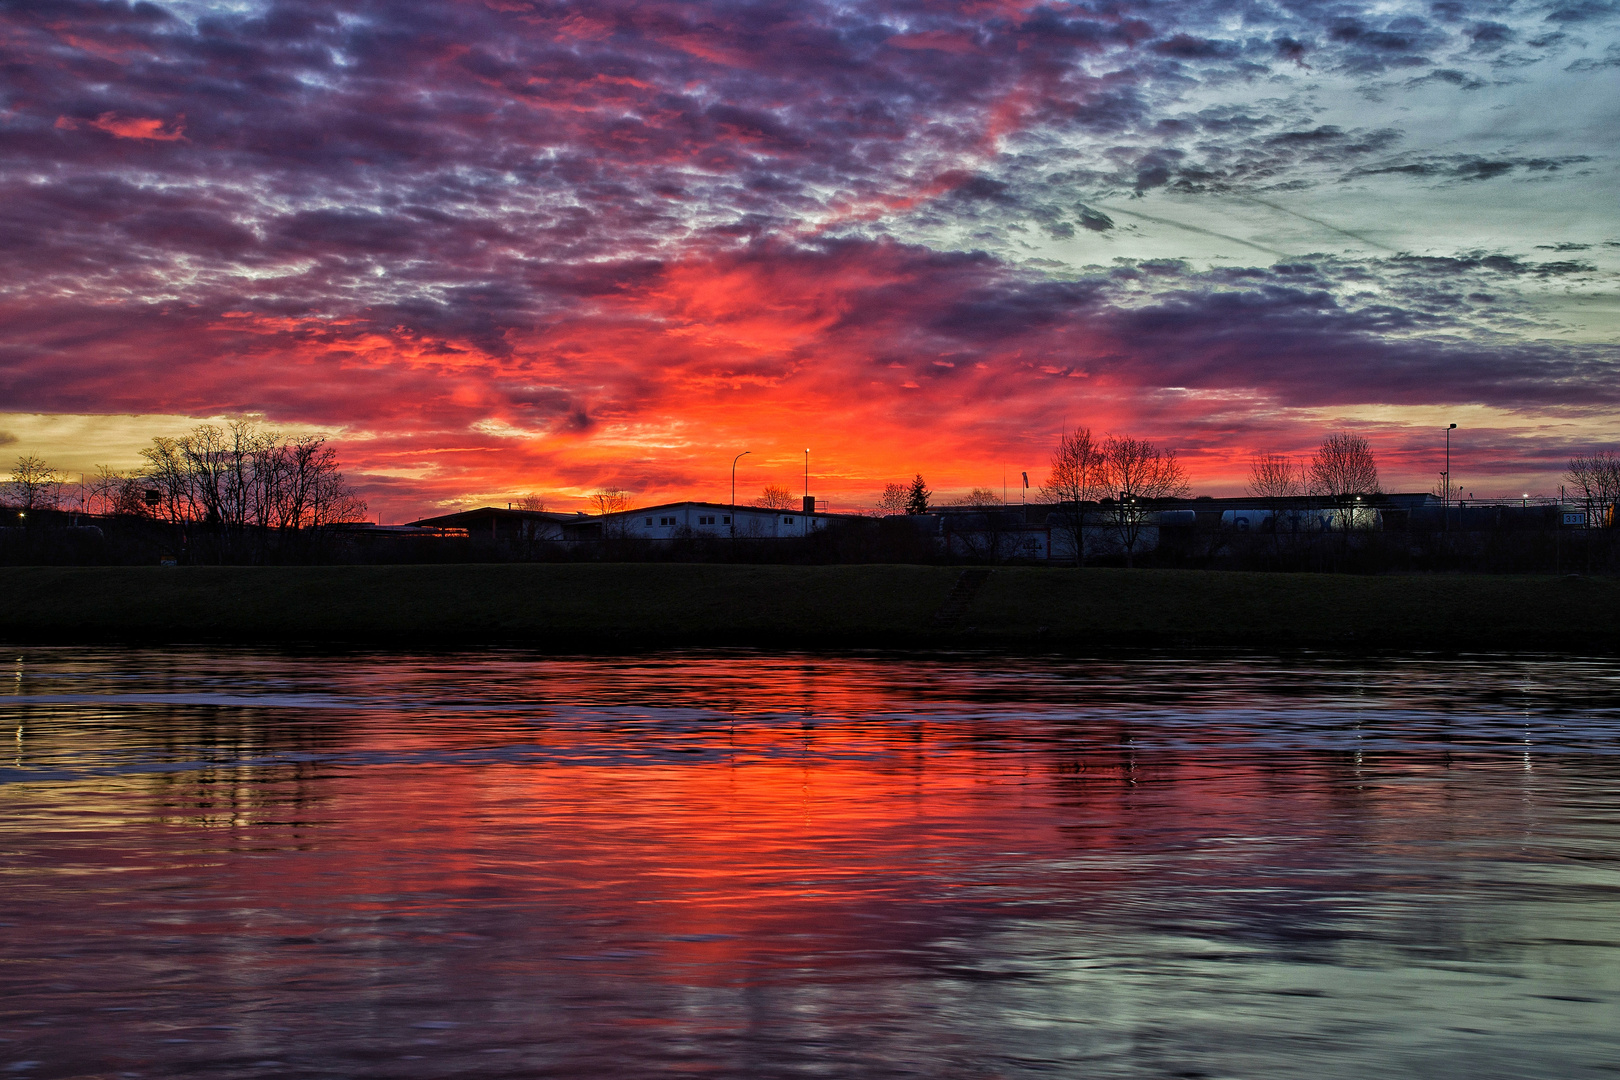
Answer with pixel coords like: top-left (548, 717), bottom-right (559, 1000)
top-left (3, 0), bottom-right (1615, 520)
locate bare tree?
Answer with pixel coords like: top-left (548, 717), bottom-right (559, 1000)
top-left (1247, 454), bottom-right (1305, 500)
top-left (7, 455), bottom-right (64, 514)
top-left (517, 494), bottom-right (548, 512)
top-left (163, 419), bottom-right (279, 535)
top-left (1309, 432), bottom-right (1380, 533)
top-left (133, 422), bottom-right (365, 558)
top-left (755, 484), bottom-right (795, 510)
top-left (590, 488), bottom-right (630, 515)
top-left (589, 487), bottom-right (631, 541)
top-left (139, 436), bottom-right (196, 527)
top-left (876, 483), bottom-right (909, 515)
top-left (271, 436), bottom-right (365, 529)
top-left (1566, 451), bottom-right (1620, 528)
top-left (1097, 436), bottom-right (1190, 567)
top-left (947, 488), bottom-right (1002, 506)
top-left (1430, 475), bottom-right (1464, 504)
top-left (944, 490), bottom-right (1015, 563)
top-left (89, 465), bottom-right (149, 517)
top-left (1040, 427), bottom-right (1104, 566)
top-left (1247, 452), bottom-right (1306, 548)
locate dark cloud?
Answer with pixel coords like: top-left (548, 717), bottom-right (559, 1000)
top-left (1405, 67), bottom-right (1489, 89)
top-left (1566, 43), bottom-right (1620, 69)
top-left (1544, 1), bottom-right (1620, 23)
top-left (1151, 34), bottom-right (1238, 59)
top-left (1467, 21), bottom-right (1517, 50)
top-left (1274, 36), bottom-right (1310, 64)
top-left (1077, 205), bottom-right (1115, 231)
top-left (1344, 153), bottom-right (1590, 183)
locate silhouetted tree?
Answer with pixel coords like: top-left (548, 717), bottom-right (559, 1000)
top-left (1247, 452), bottom-right (1306, 548)
top-left (755, 484), bottom-right (795, 510)
top-left (6, 455), bottom-right (63, 516)
top-left (905, 474), bottom-right (931, 514)
top-left (89, 466), bottom-right (148, 518)
top-left (134, 420), bottom-right (365, 559)
top-left (590, 488), bottom-right (629, 515)
top-left (876, 483), bottom-right (909, 514)
top-left (1246, 453), bottom-right (1305, 501)
top-left (274, 435), bottom-right (366, 529)
top-left (1430, 475), bottom-right (1464, 504)
top-left (1566, 450), bottom-right (1620, 528)
top-left (945, 489), bottom-right (1014, 563)
top-left (1041, 427), bottom-right (1104, 566)
top-left (947, 488), bottom-right (1001, 506)
top-left (1098, 435), bottom-right (1190, 567)
top-left (591, 487), bottom-right (631, 540)
top-left (1309, 432), bottom-right (1380, 534)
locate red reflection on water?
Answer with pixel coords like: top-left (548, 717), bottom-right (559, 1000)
top-left (3, 650), bottom-right (1617, 1079)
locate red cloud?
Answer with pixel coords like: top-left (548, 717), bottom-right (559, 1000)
top-left (57, 113), bottom-right (186, 141)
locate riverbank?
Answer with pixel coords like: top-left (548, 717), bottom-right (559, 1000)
top-left (1, 564), bottom-right (1615, 651)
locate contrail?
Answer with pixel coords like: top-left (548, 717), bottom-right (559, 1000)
top-left (1232, 195), bottom-right (1396, 252)
top-left (1091, 204), bottom-right (1290, 258)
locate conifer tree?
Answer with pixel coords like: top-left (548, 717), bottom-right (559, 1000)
top-left (905, 474), bottom-right (931, 514)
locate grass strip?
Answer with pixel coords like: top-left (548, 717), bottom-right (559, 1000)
top-left (1, 564), bottom-right (1614, 651)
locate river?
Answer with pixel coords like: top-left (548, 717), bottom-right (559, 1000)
top-left (3, 648), bottom-right (1618, 1077)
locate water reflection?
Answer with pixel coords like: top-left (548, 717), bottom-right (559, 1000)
top-left (3, 648), bottom-right (1619, 1078)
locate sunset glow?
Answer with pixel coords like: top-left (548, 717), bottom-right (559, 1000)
top-left (2, 0), bottom-right (1616, 518)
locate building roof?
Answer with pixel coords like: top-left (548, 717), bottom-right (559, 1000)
top-left (407, 506), bottom-right (592, 527)
top-left (603, 500), bottom-right (857, 517)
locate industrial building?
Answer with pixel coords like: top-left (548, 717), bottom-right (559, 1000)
top-left (600, 499), bottom-right (842, 540)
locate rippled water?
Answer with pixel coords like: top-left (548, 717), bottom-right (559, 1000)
top-left (3, 647), bottom-right (1619, 1078)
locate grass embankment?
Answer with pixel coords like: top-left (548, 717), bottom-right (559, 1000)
top-left (0, 564), bottom-right (1615, 651)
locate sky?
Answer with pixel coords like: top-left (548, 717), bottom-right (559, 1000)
top-left (1, 0), bottom-right (1617, 519)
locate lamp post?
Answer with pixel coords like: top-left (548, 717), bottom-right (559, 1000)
top-left (731, 451), bottom-right (750, 539)
top-left (1444, 423), bottom-right (1457, 532)
top-left (804, 449), bottom-right (809, 514)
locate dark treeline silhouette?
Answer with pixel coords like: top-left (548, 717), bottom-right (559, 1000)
top-left (2, 420), bottom-right (365, 565)
top-left (4, 425), bottom-right (1617, 573)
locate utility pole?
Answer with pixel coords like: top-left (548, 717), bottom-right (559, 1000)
top-left (1444, 423), bottom-right (1457, 532)
top-left (731, 451), bottom-right (750, 540)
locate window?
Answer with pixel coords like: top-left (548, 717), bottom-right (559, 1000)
top-left (645, 517), bottom-right (653, 526)
top-left (783, 516), bottom-right (794, 524)
top-left (659, 516), bottom-right (676, 526)
top-left (722, 515), bottom-right (731, 524)
top-left (698, 515), bottom-right (716, 525)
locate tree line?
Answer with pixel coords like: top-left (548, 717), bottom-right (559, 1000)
top-left (4, 420), bottom-right (364, 535)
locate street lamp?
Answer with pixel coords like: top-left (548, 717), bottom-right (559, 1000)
top-left (731, 451), bottom-right (750, 539)
top-left (1444, 423), bottom-right (1457, 532)
top-left (804, 449), bottom-right (810, 515)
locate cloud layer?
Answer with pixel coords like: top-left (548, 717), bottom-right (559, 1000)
top-left (1, 0), bottom-right (1616, 512)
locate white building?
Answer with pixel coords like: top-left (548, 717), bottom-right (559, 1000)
top-left (603, 501), bottom-right (835, 540)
